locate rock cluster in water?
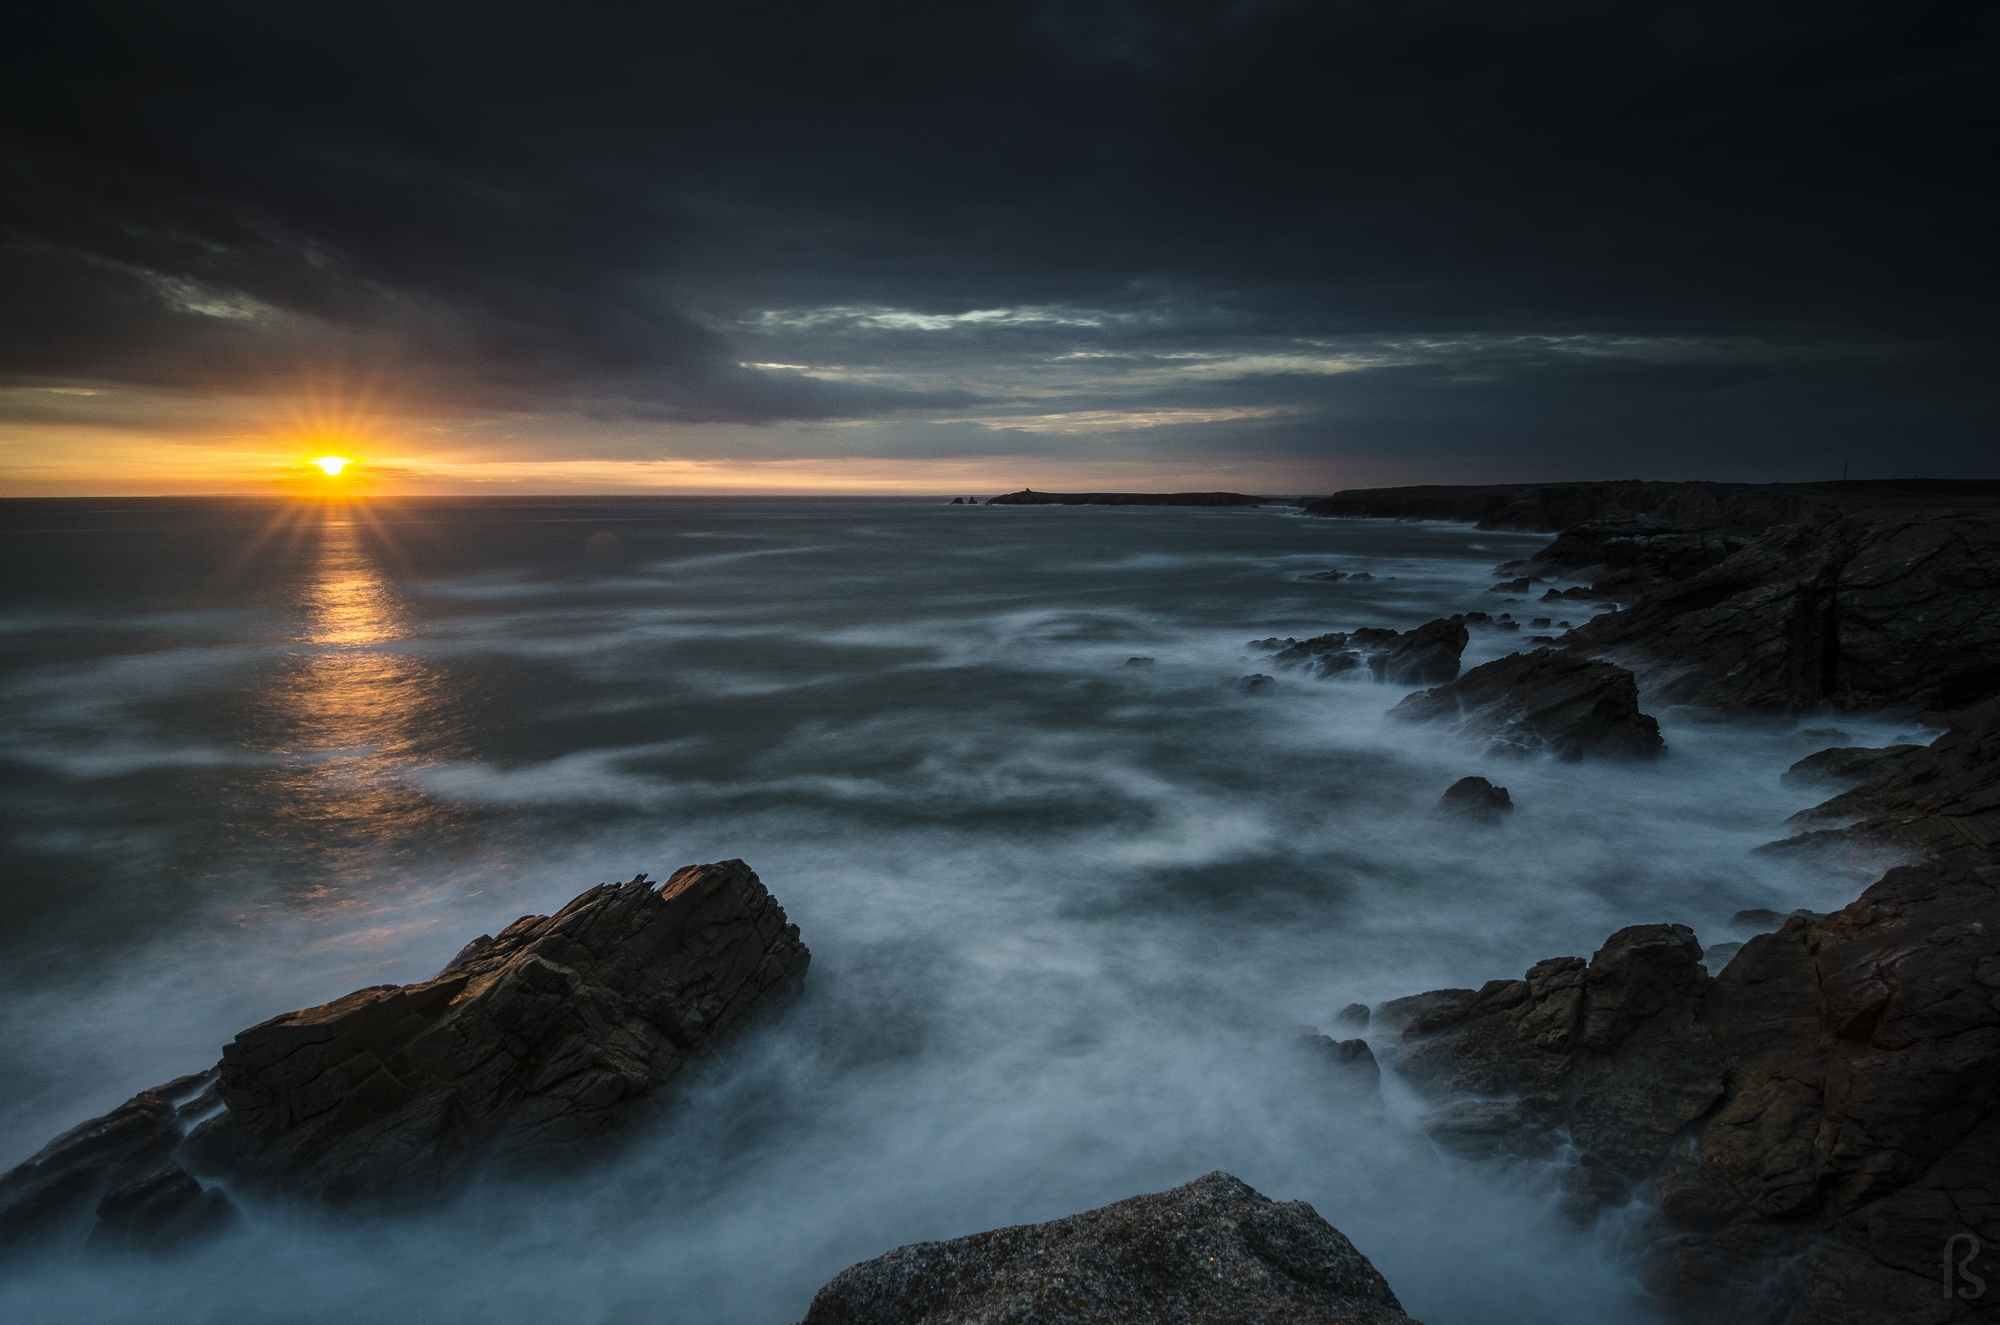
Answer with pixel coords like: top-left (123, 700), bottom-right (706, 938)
top-left (1296, 479), bottom-right (2000, 1325)
top-left (798, 1172), bottom-right (1416, 1325)
top-left (1378, 705), bottom-right (2000, 1323)
top-left (1250, 616), bottom-right (1468, 686)
top-left (0, 860), bottom-right (808, 1251)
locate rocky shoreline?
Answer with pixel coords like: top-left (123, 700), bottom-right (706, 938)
top-left (5, 481), bottom-right (1998, 1324)
top-left (1312, 481), bottom-right (2000, 1325)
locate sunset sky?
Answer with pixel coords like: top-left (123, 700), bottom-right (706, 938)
top-left (2, 2), bottom-right (1993, 496)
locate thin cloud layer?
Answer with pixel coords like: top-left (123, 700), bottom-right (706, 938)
top-left (1, 1), bottom-right (1993, 486)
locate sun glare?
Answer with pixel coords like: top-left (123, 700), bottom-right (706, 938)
top-left (313, 456), bottom-right (351, 476)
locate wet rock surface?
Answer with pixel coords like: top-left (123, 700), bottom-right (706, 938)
top-left (4, 860), bottom-right (810, 1248)
top-left (798, 1171), bottom-right (1416, 1325)
top-left (1252, 617), bottom-right (1468, 686)
top-left (0, 1073), bottom-right (231, 1256)
top-left (1781, 742), bottom-right (1923, 789)
top-left (1388, 648), bottom-right (1663, 759)
top-left (1567, 512), bottom-right (2000, 714)
top-left (186, 860), bottom-right (809, 1204)
top-left (1435, 776), bottom-right (1513, 822)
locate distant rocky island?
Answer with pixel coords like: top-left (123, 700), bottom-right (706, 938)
top-left (6, 478), bottom-right (1998, 1325)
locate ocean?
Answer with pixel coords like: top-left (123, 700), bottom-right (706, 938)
top-left (0, 496), bottom-right (1913, 1323)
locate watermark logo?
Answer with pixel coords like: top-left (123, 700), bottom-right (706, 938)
top-left (1945, 1233), bottom-right (1985, 1301)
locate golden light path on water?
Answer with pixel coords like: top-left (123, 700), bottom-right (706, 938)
top-left (251, 504), bottom-right (457, 903)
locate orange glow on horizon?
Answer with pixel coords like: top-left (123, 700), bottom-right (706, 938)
top-left (312, 455), bottom-right (351, 476)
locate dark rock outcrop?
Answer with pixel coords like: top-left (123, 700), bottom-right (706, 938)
top-left (185, 860), bottom-right (808, 1205)
top-left (1567, 512), bottom-right (2000, 715)
top-left (1780, 743), bottom-right (1923, 789)
top-left (1253, 618), bottom-right (1468, 686)
top-left (1389, 648), bottom-right (1663, 760)
top-left (1376, 704), bottom-right (2000, 1325)
top-left (1436, 776), bottom-right (1513, 823)
top-left (986, 490), bottom-right (1270, 507)
top-left (4, 860), bottom-right (809, 1254)
top-left (1504, 517), bottom-right (1755, 604)
top-left (798, 1171), bottom-right (1416, 1325)
top-left (0, 1073), bottom-right (231, 1255)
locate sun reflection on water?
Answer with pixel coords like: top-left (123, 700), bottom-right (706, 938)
top-left (252, 506), bottom-right (464, 901)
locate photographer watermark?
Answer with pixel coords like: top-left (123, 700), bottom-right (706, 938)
top-left (1945, 1233), bottom-right (1985, 1301)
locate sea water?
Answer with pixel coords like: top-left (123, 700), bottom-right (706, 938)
top-left (0, 497), bottom-right (1916, 1324)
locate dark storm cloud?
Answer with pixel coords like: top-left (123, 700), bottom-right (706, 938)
top-left (2, 1), bottom-right (1993, 468)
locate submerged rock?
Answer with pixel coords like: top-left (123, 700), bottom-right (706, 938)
top-left (186, 860), bottom-right (809, 1205)
top-left (0, 1073), bottom-right (230, 1256)
top-left (1389, 648), bottom-right (1663, 760)
top-left (798, 1171), bottom-right (1416, 1325)
top-left (1435, 776), bottom-right (1513, 823)
top-left (1779, 743), bottom-right (1922, 788)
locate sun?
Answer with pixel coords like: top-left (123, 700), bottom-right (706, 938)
top-left (313, 456), bottom-right (351, 476)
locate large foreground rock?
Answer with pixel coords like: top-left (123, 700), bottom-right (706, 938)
top-left (187, 860), bottom-right (808, 1203)
top-left (2, 860), bottom-right (809, 1249)
top-left (799, 1172), bottom-right (1417, 1325)
top-left (1388, 647), bottom-right (1663, 759)
top-left (1377, 708), bottom-right (2000, 1325)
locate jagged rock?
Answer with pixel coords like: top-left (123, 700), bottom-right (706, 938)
top-left (1335, 1003), bottom-right (1370, 1029)
top-left (1238, 674), bottom-right (1277, 694)
top-left (1436, 776), bottom-right (1513, 823)
top-left (1783, 699), bottom-right (2000, 866)
top-left (1388, 648), bottom-right (1663, 760)
top-left (1296, 1032), bottom-right (1382, 1100)
top-left (1383, 924), bottom-right (1721, 1176)
top-left (179, 861), bottom-right (808, 1205)
top-left (1125, 656), bottom-right (1156, 666)
top-left (797, 1171), bottom-right (1416, 1325)
top-left (1370, 618), bottom-right (1468, 686)
top-left (1253, 619), bottom-right (1467, 686)
top-left (1780, 743), bottom-right (1922, 789)
top-left (1569, 513), bottom-right (2000, 714)
top-left (1300, 569), bottom-right (1345, 581)
top-left (0, 1072), bottom-right (229, 1255)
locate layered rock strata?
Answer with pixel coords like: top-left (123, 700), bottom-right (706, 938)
top-left (0, 859), bottom-right (810, 1247)
top-left (798, 1171), bottom-right (1417, 1325)
top-left (1388, 648), bottom-right (1663, 759)
top-left (1566, 512), bottom-right (2000, 715)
